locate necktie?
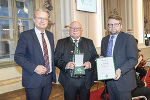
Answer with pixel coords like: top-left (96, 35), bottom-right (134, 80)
top-left (71, 40), bottom-right (79, 77)
top-left (106, 35), bottom-right (114, 57)
top-left (74, 40), bottom-right (79, 54)
top-left (41, 33), bottom-right (50, 74)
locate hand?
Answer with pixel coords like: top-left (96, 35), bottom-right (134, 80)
top-left (34, 65), bottom-right (47, 75)
top-left (99, 56), bottom-right (103, 58)
top-left (96, 56), bottom-right (103, 62)
top-left (65, 62), bottom-right (75, 69)
top-left (82, 61), bottom-right (91, 69)
top-left (114, 68), bottom-right (121, 80)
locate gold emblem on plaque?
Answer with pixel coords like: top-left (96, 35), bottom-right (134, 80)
top-left (77, 68), bottom-right (82, 72)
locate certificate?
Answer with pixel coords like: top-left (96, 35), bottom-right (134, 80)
top-left (74, 54), bottom-right (85, 75)
top-left (75, 54), bottom-right (84, 66)
top-left (96, 57), bottom-right (116, 80)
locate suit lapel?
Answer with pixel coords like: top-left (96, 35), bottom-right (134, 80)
top-left (46, 31), bottom-right (53, 52)
top-left (113, 33), bottom-right (122, 56)
top-left (104, 36), bottom-right (110, 56)
top-left (78, 37), bottom-right (84, 53)
top-left (68, 37), bottom-right (75, 53)
top-left (30, 29), bottom-right (44, 61)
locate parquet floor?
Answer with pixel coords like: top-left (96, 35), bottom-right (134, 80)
top-left (0, 82), bottom-right (104, 100)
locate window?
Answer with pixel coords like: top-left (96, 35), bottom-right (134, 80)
top-left (0, 0), bottom-right (34, 64)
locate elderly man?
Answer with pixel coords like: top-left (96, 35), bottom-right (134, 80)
top-left (55, 21), bottom-right (98, 100)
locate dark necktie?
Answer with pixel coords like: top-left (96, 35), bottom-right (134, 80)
top-left (41, 33), bottom-right (50, 74)
top-left (74, 40), bottom-right (79, 54)
top-left (106, 35), bottom-right (114, 57)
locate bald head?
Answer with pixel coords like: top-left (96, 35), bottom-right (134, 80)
top-left (69, 21), bottom-right (82, 39)
top-left (70, 21), bottom-right (82, 27)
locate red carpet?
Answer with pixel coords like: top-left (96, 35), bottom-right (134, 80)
top-left (145, 68), bottom-right (150, 88)
top-left (90, 87), bottom-right (105, 100)
top-left (141, 68), bottom-right (150, 88)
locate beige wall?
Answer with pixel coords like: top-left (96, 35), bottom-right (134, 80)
top-left (54, 0), bottom-right (105, 47)
top-left (140, 47), bottom-right (150, 60)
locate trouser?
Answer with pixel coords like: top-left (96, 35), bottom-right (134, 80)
top-left (64, 77), bottom-right (90, 100)
top-left (107, 80), bottom-right (132, 100)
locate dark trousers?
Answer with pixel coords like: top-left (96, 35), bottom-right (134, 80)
top-left (25, 74), bottom-right (52, 100)
top-left (64, 77), bottom-right (90, 100)
top-left (107, 80), bottom-right (132, 100)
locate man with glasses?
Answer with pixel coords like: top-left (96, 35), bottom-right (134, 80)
top-left (55, 21), bottom-right (98, 100)
top-left (100, 15), bottom-right (138, 100)
top-left (14, 8), bottom-right (56, 100)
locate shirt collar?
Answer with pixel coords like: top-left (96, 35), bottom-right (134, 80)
top-left (71, 37), bottom-right (80, 43)
top-left (110, 34), bottom-right (118, 39)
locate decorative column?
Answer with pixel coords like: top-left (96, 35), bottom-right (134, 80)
top-left (126, 0), bottom-right (133, 34)
top-left (132, 0), bottom-right (144, 46)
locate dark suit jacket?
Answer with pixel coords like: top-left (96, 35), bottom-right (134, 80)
top-left (101, 32), bottom-right (138, 91)
top-left (14, 29), bottom-right (56, 88)
top-left (54, 37), bottom-right (98, 89)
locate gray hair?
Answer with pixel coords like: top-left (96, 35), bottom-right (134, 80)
top-left (33, 8), bottom-right (49, 18)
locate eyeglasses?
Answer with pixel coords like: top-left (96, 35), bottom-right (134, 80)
top-left (35, 17), bottom-right (48, 21)
top-left (70, 27), bottom-right (82, 31)
top-left (108, 23), bottom-right (120, 28)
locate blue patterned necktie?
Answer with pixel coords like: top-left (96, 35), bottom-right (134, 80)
top-left (106, 35), bottom-right (115, 57)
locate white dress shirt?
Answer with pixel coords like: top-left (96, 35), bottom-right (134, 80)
top-left (35, 27), bottom-right (52, 73)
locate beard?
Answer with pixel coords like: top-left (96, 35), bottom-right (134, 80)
top-left (109, 29), bottom-right (121, 35)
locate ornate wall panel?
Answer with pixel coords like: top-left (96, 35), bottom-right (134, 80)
top-left (104, 0), bottom-right (135, 36)
top-left (143, 0), bottom-right (150, 34)
top-left (104, 0), bottom-right (121, 35)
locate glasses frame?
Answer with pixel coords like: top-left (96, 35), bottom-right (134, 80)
top-left (108, 23), bottom-right (121, 28)
top-left (69, 27), bottom-right (82, 31)
top-left (35, 16), bottom-right (49, 21)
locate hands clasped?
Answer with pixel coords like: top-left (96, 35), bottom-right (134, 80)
top-left (34, 65), bottom-right (47, 75)
top-left (65, 61), bottom-right (91, 69)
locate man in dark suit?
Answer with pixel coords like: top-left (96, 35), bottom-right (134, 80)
top-left (14, 8), bottom-right (56, 100)
top-left (55, 21), bottom-right (98, 100)
top-left (101, 15), bottom-right (138, 100)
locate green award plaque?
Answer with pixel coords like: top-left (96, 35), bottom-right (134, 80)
top-left (74, 54), bottom-right (85, 75)
top-left (74, 66), bottom-right (85, 75)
